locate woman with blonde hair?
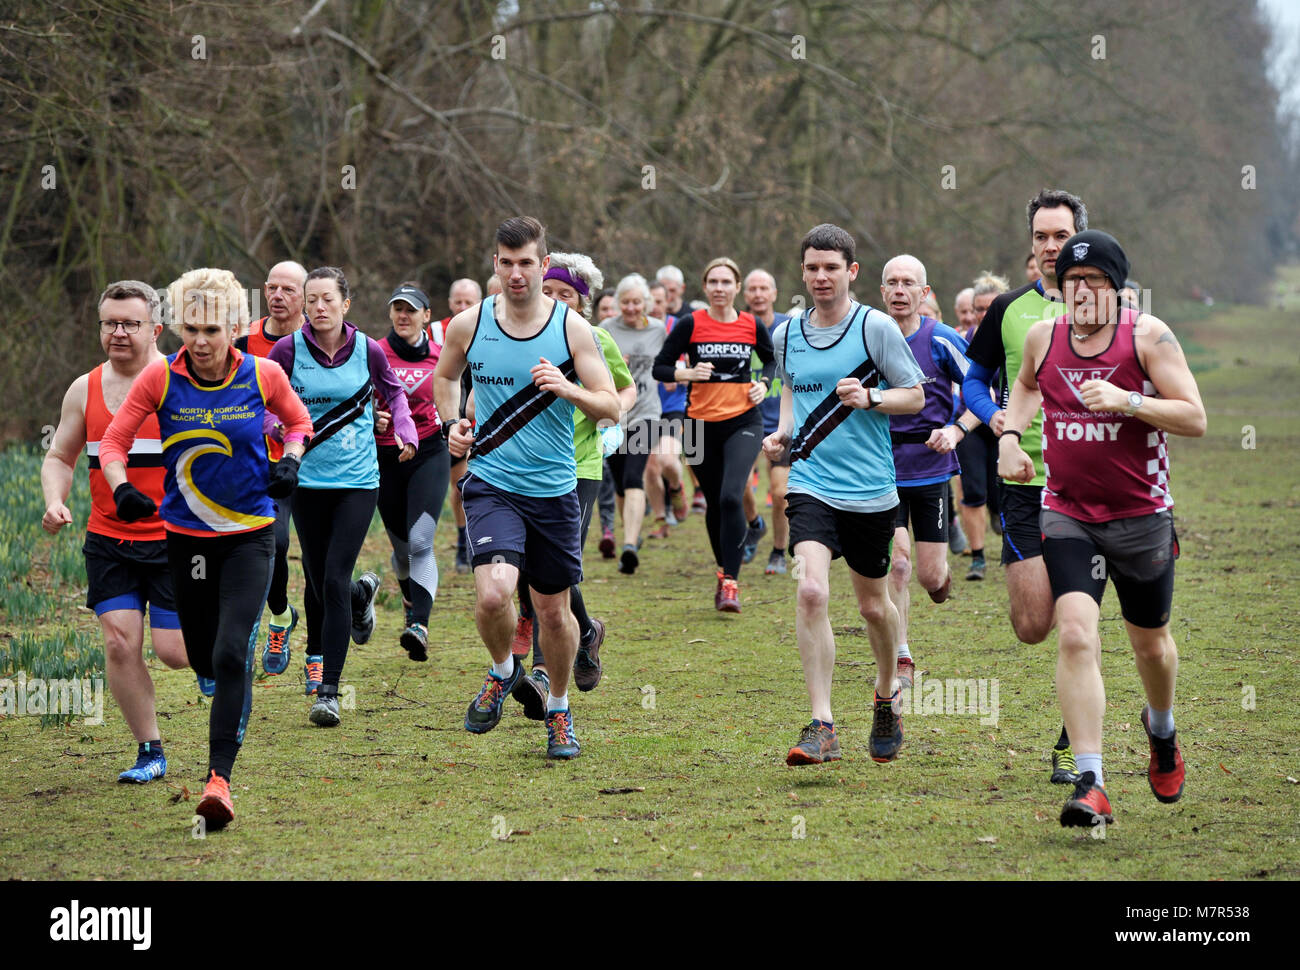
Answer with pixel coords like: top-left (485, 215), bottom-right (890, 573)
top-left (100, 267), bottom-right (313, 829)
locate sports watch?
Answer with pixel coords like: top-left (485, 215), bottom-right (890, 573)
top-left (1124, 391), bottom-right (1143, 416)
top-left (867, 387), bottom-right (883, 409)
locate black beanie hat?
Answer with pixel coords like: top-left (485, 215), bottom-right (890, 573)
top-left (1053, 230), bottom-right (1129, 293)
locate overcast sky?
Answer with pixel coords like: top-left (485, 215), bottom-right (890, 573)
top-left (1261, 0), bottom-right (1300, 108)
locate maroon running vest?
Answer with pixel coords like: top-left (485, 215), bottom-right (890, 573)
top-left (1036, 308), bottom-right (1173, 523)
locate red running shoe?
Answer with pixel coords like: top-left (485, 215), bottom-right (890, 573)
top-left (1059, 771), bottom-right (1114, 828)
top-left (195, 770), bottom-right (234, 830)
top-left (718, 575), bottom-right (740, 613)
top-left (511, 616), bottom-right (533, 658)
top-left (896, 656), bottom-right (915, 690)
top-left (1141, 706), bottom-right (1186, 804)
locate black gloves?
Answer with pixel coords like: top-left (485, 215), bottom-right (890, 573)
top-left (267, 454), bottom-right (301, 499)
top-left (113, 482), bottom-right (157, 522)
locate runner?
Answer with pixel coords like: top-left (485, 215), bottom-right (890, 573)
top-left (656, 264), bottom-right (704, 515)
top-left (879, 254), bottom-right (981, 690)
top-left (764, 224), bottom-right (925, 766)
top-left (953, 287), bottom-right (977, 338)
top-left (594, 286), bottom-right (621, 554)
top-left (100, 268), bottom-right (312, 828)
top-left (510, 251), bottom-right (636, 716)
top-left (233, 261), bottom-right (308, 677)
top-left (601, 274), bottom-right (668, 574)
top-left (375, 282), bottom-right (451, 661)
top-left (1026, 252), bottom-right (1041, 284)
top-left (41, 280), bottom-right (190, 783)
top-left (962, 188), bottom-right (1086, 783)
top-left (652, 257), bottom-right (775, 612)
top-left (433, 216), bottom-right (619, 759)
top-left (956, 272), bottom-right (1009, 580)
top-left (741, 268), bottom-right (791, 572)
top-left (997, 229), bottom-right (1205, 827)
top-left (267, 266), bottom-right (417, 726)
top-left (437, 279), bottom-right (483, 575)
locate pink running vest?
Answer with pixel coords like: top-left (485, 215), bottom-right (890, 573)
top-left (1036, 308), bottom-right (1173, 523)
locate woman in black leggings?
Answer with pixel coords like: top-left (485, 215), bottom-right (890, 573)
top-left (374, 282), bottom-right (451, 660)
top-left (653, 257), bottom-right (774, 613)
top-left (101, 267), bottom-right (313, 829)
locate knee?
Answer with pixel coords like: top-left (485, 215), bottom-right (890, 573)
top-left (796, 579), bottom-right (829, 615)
top-left (718, 489), bottom-right (744, 517)
top-left (1010, 606), bottom-right (1053, 645)
top-left (1132, 630), bottom-right (1175, 666)
top-left (210, 645), bottom-right (245, 681)
top-left (890, 554), bottom-right (912, 586)
top-left (916, 559), bottom-right (945, 591)
top-left (859, 594), bottom-right (890, 625)
top-left (532, 598), bottom-right (571, 633)
top-left (153, 636), bottom-right (189, 670)
top-left (102, 630), bottom-right (138, 666)
top-left (1056, 615), bottom-right (1097, 657)
top-left (477, 584), bottom-right (513, 616)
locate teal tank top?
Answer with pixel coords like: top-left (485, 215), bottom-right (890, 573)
top-left (290, 329), bottom-right (377, 489)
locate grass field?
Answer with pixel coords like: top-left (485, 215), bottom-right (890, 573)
top-left (2, 278), bottom-right (1298, 881)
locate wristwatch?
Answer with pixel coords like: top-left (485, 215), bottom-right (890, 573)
top-left (1124, 391), bottom-right (1143, 416)
top-left (867, 387), bottom-right (883, 409)
top-left (439, 419), bottom-right (460, 441)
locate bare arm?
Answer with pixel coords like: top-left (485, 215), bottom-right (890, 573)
top-left (997, 320), bottom-right (1049, 482)
top-left (40, 376), bottom-right (89, 534)
top-left (762, 384), bottom-right (795, 461)
top-left (835, 380), bottom-right (925, 415)
top-left (533, 311), bottom-right (619, 423)
top-left (433, 307), bottom-right (475, 437)
top-left (1078, 317), bottom-right (1206, 437)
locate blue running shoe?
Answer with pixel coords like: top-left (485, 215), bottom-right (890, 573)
top-left (196, 674), bottom-right (216, 697)
top-left (262, 604), bottom-right (298, 675)
top-left (118, 744), bottom-right (166, 784)
top-left (304, 655), bottom-right (324, 696)
top-left (545, 708), bottom-right (580, 759)
top-left (465, 661), bottom-right (524, 734)
top-left (742, 515), bottom-right (766, 564)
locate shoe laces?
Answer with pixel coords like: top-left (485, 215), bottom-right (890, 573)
top-left (548, 709), bottom-right (573, 742)
top-left (798, 723), bottom-right (827, 745)
top-left (721, 577), bottom-right (739, 599)
top-left (205, 770), bottom-right (230, 800)
top-left (1150, 731), bottom-right (1178, 773)
top-left (266, 628), bottom-right (287, 654)
top-left (477, 672), bottom-right (507, 708)
top-left (305, 660), bottom-right (323, 682)
top-left (871, 698), bottom-right (897, 737)
top-left (1055, 748), bottom-right (1077, 773)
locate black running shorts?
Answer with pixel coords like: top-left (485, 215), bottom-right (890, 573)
top-left (786, 492), bottom-right (895, 579)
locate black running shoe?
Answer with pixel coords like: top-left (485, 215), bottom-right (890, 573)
top-left (465, 661), bottom-right (524, 734)
top-left (618, 545), bottom-right (638, 575)
top-left (511, 668), bottom-right (549, 721)
top-left (573, 618), bottom-right (605, 692)
top-left (350, 571), bottom-right (379, 644)
top-left (1051, 744), bottom-right (1081, 785)
top-left (869, 692), bottom-right (903, 763)
top-left (400, 623), bottom-right (428, 662)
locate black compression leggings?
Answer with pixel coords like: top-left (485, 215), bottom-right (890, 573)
top-left (167, 526), bottom-right (273, 782)
top-left (293, 487), bottom-right (377, 688)
top-left (529, 476), bottom-right (600, 667)
top-left (377, 442), bottom-right (450, 626)
top-left (693, 409), bottom-right (763, 577)
top-left (266, 489), bottom-right (293, 616)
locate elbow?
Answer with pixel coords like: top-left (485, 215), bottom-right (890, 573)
top-left (1190, 410), bottom-right (1207, 438)
top-left (906, 388), bottom-right (925, 414)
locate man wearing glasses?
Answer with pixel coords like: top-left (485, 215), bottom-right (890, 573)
top-left (41, 280), bottom-right (191, 784)
top-left (998, 230), bottom-right (1205, 829)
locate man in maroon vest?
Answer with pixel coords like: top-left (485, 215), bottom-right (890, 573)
top-left (998, 230), bottom-right (1206, 830)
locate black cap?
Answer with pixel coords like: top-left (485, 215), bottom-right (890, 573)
top-left (388, 284), bottom-right (430, 310)
top-left (1053, 230), bottom-right (1129, 293)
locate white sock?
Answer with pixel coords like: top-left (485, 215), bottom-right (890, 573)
top-left (547, 690), bottom-right (569, 713)
top-left (1076, 752), bottom-right (1103, 787)
top-left (897, 643), bottom-right (912, 660)
top-left (491, 656), bottom-right (515, 679)
top-left (1147, 705), bottom-right (1175, 738)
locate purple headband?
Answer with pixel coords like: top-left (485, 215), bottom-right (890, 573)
top-left (543, 266), bottom-right (590, 297)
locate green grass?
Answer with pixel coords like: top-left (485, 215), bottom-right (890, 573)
top-left (1, 285), bottom-right (1298, 880)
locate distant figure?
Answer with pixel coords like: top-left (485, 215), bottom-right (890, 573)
top-left (1025, 251), bottom-right (1041, 284)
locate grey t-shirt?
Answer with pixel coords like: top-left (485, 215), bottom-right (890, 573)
top-left (601, 316), bottom-right (667, 424)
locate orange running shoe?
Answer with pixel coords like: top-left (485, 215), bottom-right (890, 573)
top-left (195, 770), bottom-right (234, 830)
top-left (718, 575), bottom-right (740, 613)
top-left (511, 616), bottom-right (534, 657)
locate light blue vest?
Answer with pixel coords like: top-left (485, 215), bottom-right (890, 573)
top-left (290, 329), bottom-right (377, 490)
top-left (466, 297), bottom-right (577, 497)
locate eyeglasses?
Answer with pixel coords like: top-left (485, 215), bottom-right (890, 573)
top-left (1063, 272), bottom-right (1110, 290)
top-left (100, 320), bottom-right (146, 334)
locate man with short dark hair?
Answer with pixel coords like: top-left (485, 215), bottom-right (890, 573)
top-left (434, 217), bottom-right (619, 759)
top-left (999, 229), bottom-right (1204, 827)
top-left (41, 281), bottom-right (191, 783)
top-left (963, 189), bottom-right (1085, 784)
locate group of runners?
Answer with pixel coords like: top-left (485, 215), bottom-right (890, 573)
top-left (39, 189), bottom-right (1206, 832)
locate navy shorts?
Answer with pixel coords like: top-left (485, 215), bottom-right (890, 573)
top-left (460, 473), bottom-right (583, 595)
top-left (83, 531), bottom-right (179, 627)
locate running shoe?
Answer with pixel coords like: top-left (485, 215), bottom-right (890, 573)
top-left (692, 492), bottom-right (707, 513)
top-left (668, 485), bottom-right (688, 522)
top-left (403, 601), bottom-right (416, 628)
top-left (765, 549), bottom-right (787, 575)
top-left (648, 518), bottom-right (670, 540)
top-left (309, 687), bottom-right (341, 727)
top-left (966, 557), bottom-right (986, 581)
top-left (545, 708), bottom-right (580, 759)
top-left (742, 515), bottom-right (767, 564)
top-left (118, 745), bottom-right (166, 784)
top-left (196, 674), bottom-right (216, 697)
top-left (869, 692), bottom-right (904, 762)
top-left (511, 615), bottom-right (534, 658)
top-left (1141, 706), bottom-right (1186, 804)
top-left (195, 770), bottom-right (234, 830)
top-left (896, 656), bottom-right (916, 690)
top-left (511, 667), bottom-right (550, 721)
top-left (262, 604), bottom-right (298, 676)
top-left (350, 570), bottom-right (380, 645)
top-left (927, 569), bottom-right (953, 604)
top-left (1050, 744), bottom-right (1080, 784)
top-left (400, 623), bottom-right (429, 663)
top-left (599, 527), bottom-right (616, 559)
top-left (1059, 770), bottom-right (1113, 828)
top-left (717, 574), bottom-right (740, 613)
top-left (949, 518), bottom-right (969, 555)
top-left (304, 655), bottom-right (324, 696)
top-left (786, 722), bottom-right (841, 766)
top-left (573, 617), bottom-right (605, 692)
top-left (618, 545), bottom-right (639, 575)
top-left (664, 509), bottom-right (678, 527)
top-left (465, 661), bottom-right (524, 734)
top-left (714, 571), bottom-right (725, 611)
